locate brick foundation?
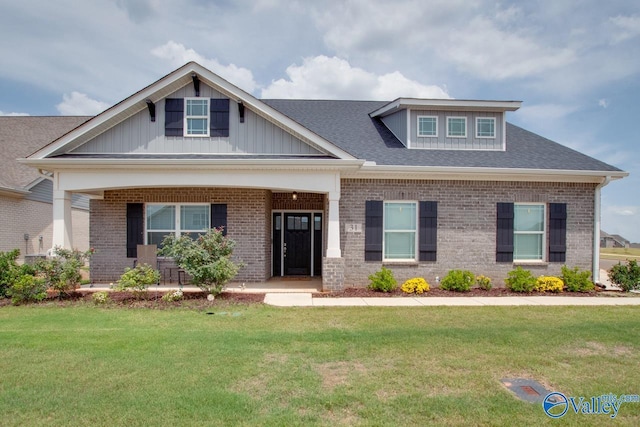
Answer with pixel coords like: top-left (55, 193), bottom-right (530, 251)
top-left (322, 257), bottom-right (345, 291)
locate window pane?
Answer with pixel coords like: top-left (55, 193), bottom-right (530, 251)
top-left (418, 117), bottom-right (436, 136)
top-left (148, 231), bottom-right (171, 247)
top-left (181, 205), bottom-right (210, 231)
top-left (385, 203), bottom-right (416, 230)
top-left (182, 232), bottom-right (204, 241)
top-left (514, 205), bottom-right (544, 232)
top-left (385, 232), bottom-right (416, 259)
top-left (147, 205), bottom-right (175, 230)
top-left (477, 118), bottom-right (495, 137)
top-left (186, 99), bottom-right (208, 116)
top-left (187, 118), bottom-right (208, 135)
top-left (448, 118), bottom-right (466, 137)
top-left (514, 234), bottom-right (543, 260)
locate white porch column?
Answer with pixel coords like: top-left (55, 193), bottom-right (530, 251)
top-left (52, 189), bottom-right (73, 249)
top-left (326, 191), bottom-right (341, 258)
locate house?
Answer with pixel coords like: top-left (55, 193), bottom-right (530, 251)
top-left (22, 62), bottom-right (627, 289)
top-left (0, 116), bottom-right (90, 262)
top-left (600, 231), bottom-right (630, 248)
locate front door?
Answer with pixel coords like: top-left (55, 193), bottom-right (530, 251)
top-left (284, 213), bottom-right (311, 275)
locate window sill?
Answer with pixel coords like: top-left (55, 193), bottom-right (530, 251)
top-left (383, 261), bottom-right (420, 267)
top-left (513, 261), bottom-right (549, 267)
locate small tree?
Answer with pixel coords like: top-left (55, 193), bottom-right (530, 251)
top-left (159, 228), bottom-right (242, 296)
top-left (609, 259), bottom-right (640, 292)
top-left (36, 247), bottom-right (93, 297)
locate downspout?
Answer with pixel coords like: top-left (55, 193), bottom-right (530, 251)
top-left (593, 176), bottom-right (611, 284)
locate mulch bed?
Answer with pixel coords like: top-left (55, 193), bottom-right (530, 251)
top-left (315, 286), bottom-right (604, 298)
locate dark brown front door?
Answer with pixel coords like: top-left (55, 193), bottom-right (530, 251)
top-left (284, 213), bottom-right (311, 275)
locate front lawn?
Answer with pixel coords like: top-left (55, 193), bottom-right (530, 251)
top-left (1, 304), bottom-right (638, 426)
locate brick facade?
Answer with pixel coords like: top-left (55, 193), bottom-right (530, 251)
top-left (339, 179), bottom-right (596, 287)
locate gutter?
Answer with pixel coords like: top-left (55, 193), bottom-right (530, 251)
top-left (593, 176), bottom-right (612, 284)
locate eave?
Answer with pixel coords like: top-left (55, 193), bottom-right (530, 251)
top-left (370, 98), bottom-right (522, 118)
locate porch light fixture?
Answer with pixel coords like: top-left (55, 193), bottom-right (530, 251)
top-left (292, 192), bottom-right (298, 201)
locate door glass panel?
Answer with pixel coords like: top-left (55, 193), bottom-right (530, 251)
top-left (274, 215), bottom-right (281, 231)
top-left (314, 215), bottom-right (321, 231)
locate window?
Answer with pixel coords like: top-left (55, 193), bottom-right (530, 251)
top-left (146, 204), bottom-right (210, 247)
top-left (447, 117), bottom-right (467, 137)
top-left (185, 98), bottom-right (209, 136)
top-left (417, 116), bottom-right (438, 137)
top-left (513, 204), bottom-right (545, 261)
top-left (476, 117), bottom-right (496, 138)
top-left (384, 202), bottom-right (417, 261)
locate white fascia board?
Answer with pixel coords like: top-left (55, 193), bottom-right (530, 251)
top-left (349, 164), bottom-right (628, 183)
top-left (370, 98), bottom-right (522, 118)
top-left (29, 62), bottom-right (356, 161)
top-left (0, 186), bottom-right (29, 198)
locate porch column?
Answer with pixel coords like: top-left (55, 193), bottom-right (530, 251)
top-left (52, 189), bottom-right (73, 249)
top-left (326, 191), bottom-right (341, 257)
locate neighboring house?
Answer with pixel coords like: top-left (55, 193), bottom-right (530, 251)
top-left (600, 231), bottom-right (630, 248)
top-left (0, 116), bottom-right (91, 261)
top-left (22, 62), bottom-right (627, 289)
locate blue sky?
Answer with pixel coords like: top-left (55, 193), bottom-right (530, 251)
top-left (1, 0), bottom-right (638, 241)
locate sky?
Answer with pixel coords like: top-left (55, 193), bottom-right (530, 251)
top-left (1, 0), bottom-right (638, 242)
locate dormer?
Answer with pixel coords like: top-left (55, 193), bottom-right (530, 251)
top-left (369, 98), bottom-right (521, 151)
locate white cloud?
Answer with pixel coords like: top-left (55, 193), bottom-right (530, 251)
top-left (0, 111), bottom-right (30, 116)
top-left (602, 205), bottom-right (640, 243)
top-left (609, 15), bottom-right (640, 44)
top-left (513, 103), bottom-right (580, 124)
top-left (151, 41), bottom-right (258, 93)
top-left (261, 56), bottom-right (449, 100)
top-left (598, 99), bottom-right (609, 108)
top-left (56, 92), bottom-right (110, 115)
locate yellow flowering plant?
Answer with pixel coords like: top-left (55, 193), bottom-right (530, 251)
top-left (401, 277), bottom-right (430, 294)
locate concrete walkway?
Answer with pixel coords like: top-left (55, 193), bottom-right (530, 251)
top-left (264, 293), bottom-right (640, 307)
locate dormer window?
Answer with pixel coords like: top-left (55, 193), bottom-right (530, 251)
top-left (447, 117), bottom-right (467, 138)
top-left (476, 117), bottom-right (496, 138)
top-left (185, 98), bottom-right (210, 137)
top-left (417, 116), bottom-right (438, 137)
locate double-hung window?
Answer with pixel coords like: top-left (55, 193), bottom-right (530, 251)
top-left (185, 98), bottom-right (209, 136)
top-left (384, 202), bottom-right (417, 261)
top-left (146, 204), bottom-right (210, 247)
top-left (513, 204), bottom-right (545, 261)
top-left (417, 116), bottom-right (438, 137)
top-left (476, 117), bottom-right (496, 138)
top-left (447, 117), bottom-right (467, 138)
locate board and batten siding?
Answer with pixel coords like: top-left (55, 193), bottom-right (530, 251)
top-left (25, 179), bottom-right (90, 210)
top-left (70, 84), bottom-right (323, 156)
top-left (410, 111), bottom-right (504, 150)
top-left (380, 109), bottom-right (408, 147)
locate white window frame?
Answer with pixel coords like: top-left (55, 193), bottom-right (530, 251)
top-left (447, 116), bottom-right (467, 138)
top-left (476, 117), bottom-right (496, 139)
top-left (513, 203), bottom-right (546, 262)
top-left (184, 98), bottom-right (210, 137)
top-left (383, 201), bottom-right (418, 262)
top-left (146, 203), bottom-right (210, 246)
top-left (417, 116), bottom-right (438, 137)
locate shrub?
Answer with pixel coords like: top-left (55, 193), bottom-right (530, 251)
top-left (162, 289), bottom-right (184, 302)
top-left (561, 265), bottom-right (594, 292)
top-left (505, 267), bottom-right (536, 292)
top-left (476, 275), bottom-right (492, 291)
top-left (368, 267), bottom-right (397, 292)
top-left (36, 247), bottom-right (93, 297)
top-left (401, 277), bottom-right (430, 294)
top-left (7, 275), bottom-right (47, 305)
top-left (116, 263), bottom-right (160, 292)
top-left (608, 259), bottom-right (640, 292)
top-left (92, 291), bottom-right (110, 305)
top-left (159, 228), bottom-right (242, 296)
top-left (0, 249), bottom-right (23, 298)
top-left (440, 269), bottom-right (474, 292)
top-left (535, 276), bottom-right (564, 293)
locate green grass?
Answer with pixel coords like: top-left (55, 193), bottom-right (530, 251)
top-left (601, 247), bottom-right (640, 260)
top-left (1, 304), bottom-right (639, 426)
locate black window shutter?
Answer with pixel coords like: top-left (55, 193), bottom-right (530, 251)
top-left (365, 200), bottom-right (383, 261)
top-left (210, 99), bottom-right (230, 137)
top-left (419, 201), bottom-right (437, 261)
top-left (126, 203), bottom-right (144, 258)
top-left (548, 203), bottom-right (567, 263)
top-left (496, 202), bottom-right (514, 263)
top-left (165, 98), bottom-right (184, 136)
top-left (211, 204), bottom-right (227, 236)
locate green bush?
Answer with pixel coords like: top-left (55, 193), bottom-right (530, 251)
top-left (476, 275), bottom-right (492, 291)
top-left (535, 276), bottom-right (564, 293)
top-left (401, 277), bottom-right (430, 294)
top-left (159, 228), bottom-right (243, 296)
top-left (92, 291), bottom-right (110, 305)
top-left (7, 275), bottom-right (47, 305)
top-left (440, 269), bottom-right (474, 292)
top-left (0, 249), bottom-right (23, 298)
top-left (368, 266), bottom-right (397, 292)
top-left (162, 289), bottom-right (184, 302)
top-left (36, 247), bottom-right (93, 297)
top-left (608, 259), bottom-right (640, 292)
top-left (116, 263), bottom-right (160, 292)
top-left (505, 266), bottom-right (537, 292)
top-left (561, 265), bottom-right (594, 292)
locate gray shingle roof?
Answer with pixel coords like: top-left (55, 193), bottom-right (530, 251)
top-left (263, 99), bottom-right (622, 172)
top-left (0, 116), bottom-right (90, 190)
